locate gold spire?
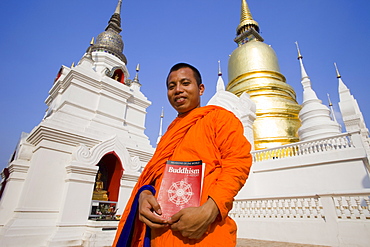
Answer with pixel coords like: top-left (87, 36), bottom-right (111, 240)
top-left (240, 0), bottom-right (253, 23)
top-left (228, 0), bottom-right (301, 150)
top-left (237, 0), bottom-right (260, 35)
top-left (90, 37), bottom-right (95, 45)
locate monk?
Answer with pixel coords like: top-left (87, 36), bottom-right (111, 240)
top-left (113, 63), bottom-right (252, 246)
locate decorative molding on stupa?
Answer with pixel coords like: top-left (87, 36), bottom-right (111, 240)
top-left (296, 42), bottom-right (341, 141)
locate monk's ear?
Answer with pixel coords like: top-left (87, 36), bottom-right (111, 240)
top-left (199, 84), bottom-right (205, 96)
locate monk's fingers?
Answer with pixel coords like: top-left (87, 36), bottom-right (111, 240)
top-left (139, 213), bottom-right (168, 229)
top-left (139, 208), bottom-right (165, 223)
top-left (169, 220), bottom-right (182, 232)
top-left (138, 190), bottom-right (162, 215)
top-left (169, 207), bottom-right (209, 239)
top-left (169, 211), bottom-right (187, 231)
top-left (168, 209), bottom-right (185, 225)
top-left (138, 190), bottom-right (168, 228)
top-left (171, 224), bottom-right (204, 240)
top-left (171, 224), bottom-right (206, 240)
top-left (138, 202), bottom-right (168, 227)
top-left (145, 195), bottom-right (163, 215)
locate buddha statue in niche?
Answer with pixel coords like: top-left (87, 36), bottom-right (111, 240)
top-left (92, 171), bottom-right (109, 201)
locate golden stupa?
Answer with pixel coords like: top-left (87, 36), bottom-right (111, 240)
top-left (227, 0), bottom-right (301, 150)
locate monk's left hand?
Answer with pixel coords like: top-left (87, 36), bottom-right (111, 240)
top-left (168, 197), bottom-right (219, 239)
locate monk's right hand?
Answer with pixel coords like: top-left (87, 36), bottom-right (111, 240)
top-left (138, 190), bottom-right (169, 229)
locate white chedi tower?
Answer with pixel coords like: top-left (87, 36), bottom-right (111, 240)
top-left (296, 43), bottom-right (341, 141)
top-left (0, 1), bottom-right (154, 246)
top-left (337, 63), bottom-right (370, 157)
top-left (337, 64), bottom-right (369, 137)
top-left (207, 61), bottom-right (256, 149)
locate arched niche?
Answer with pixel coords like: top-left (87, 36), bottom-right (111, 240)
top-left (113, 69), bottom-right (125, 84)
top-left (72, 136), bottom-right (134, 220)
top-left (105, 66), bottom-right (126, 84)
top-left (92, 152), bottom-right (123, 202)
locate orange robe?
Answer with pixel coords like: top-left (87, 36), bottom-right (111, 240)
top-left (113, 105), bottom-right (252, 247)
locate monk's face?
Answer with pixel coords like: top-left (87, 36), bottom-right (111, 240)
top-left (167, 67), bottom-right (205, 115)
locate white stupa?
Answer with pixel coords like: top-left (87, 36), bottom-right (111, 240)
top-left (296, 42), bottom-right (342, 141)
top-left (0, 1), bottom-right (154, 246)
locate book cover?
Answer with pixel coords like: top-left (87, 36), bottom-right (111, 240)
top-left (156, 160), bottom-right (204, 220)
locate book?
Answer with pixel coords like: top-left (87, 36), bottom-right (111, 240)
top-left (156, 160), bottom-right (204, 220)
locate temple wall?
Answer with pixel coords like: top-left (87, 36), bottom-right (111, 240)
top-left (233, 131), bottom-right (370, 246)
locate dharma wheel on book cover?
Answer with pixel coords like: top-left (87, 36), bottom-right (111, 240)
top-left (167, 180), bottom-right (194, 206)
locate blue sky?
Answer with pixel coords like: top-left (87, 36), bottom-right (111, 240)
top-left (1, 0), bottom-right (370, 170)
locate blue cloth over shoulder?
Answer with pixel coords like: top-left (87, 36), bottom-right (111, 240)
top-left (116, 185), bottom-right (156, 247)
